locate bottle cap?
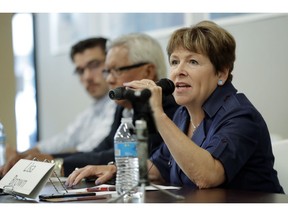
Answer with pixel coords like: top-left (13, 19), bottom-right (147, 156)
top-left (135, 120), bottom-right (147, 129)
top-left (121, 117), bottom-right (132, 123)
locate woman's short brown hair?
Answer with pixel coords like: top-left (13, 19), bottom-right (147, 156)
top-left (167, 20), bottom-right (236, 81)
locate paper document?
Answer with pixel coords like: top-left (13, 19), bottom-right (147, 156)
top-left (63, 183), bottom-right (180, 196)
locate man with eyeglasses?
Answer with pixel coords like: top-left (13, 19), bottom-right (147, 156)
top-left (62, 33), bottom-right (180, 178)
top-left (0, 37), bottom-right (116, 178)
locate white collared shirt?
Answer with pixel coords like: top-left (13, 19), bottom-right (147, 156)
top-left (37, 93), bottom-right (116, 153)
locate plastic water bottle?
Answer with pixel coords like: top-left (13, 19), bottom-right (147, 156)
top-left (0, 121), bottom-right (6, 166)
top-left (114, 117), bottom-right (140, 199)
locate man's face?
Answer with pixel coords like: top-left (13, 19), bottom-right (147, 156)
top-left (73, 47), bottom-right (109, 99)
top-left (104, 46), bottom-right (154, 108)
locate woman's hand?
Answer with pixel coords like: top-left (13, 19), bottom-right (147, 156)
top-left (65, 164), bottom-right (117, 188)
top-left (123, 79), bottom-right (164, 115)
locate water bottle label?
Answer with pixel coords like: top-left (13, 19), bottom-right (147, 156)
top-left (115, 142), bottom-right (137, 157)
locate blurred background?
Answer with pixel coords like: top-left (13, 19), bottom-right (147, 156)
top-left (1, 13), bottom-right (287, 151)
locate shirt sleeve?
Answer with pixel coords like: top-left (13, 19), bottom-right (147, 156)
top-left (37, 111), bottom-right (87, 154)
top-left (59, 105), bottom-right (123, 176)
top-left (37, 97), bottom-right (116, 154)
top-left (205, 105), bottom-right (263, 183)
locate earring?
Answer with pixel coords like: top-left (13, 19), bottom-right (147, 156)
top-left (218, 79), bottom-right (223, 86)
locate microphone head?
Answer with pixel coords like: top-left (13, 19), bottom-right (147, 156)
top-left (109, 87), bottom-right (125, 100)
top-left (109, 78), bottom-right (174, 100)
top-left (157, 78), bottom-right (175, 95)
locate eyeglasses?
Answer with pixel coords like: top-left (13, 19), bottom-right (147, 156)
top-left (102, 62), bottom-right (149, 78)
top-left (74, 59), bottom-right (105, 76)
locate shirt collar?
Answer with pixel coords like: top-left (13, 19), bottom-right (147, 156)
top-left (92, 93), bottom-right (115, 112)
top-left (202, 82), bottom-right (237, 118)
top-left (93, 93), bottom-right (110, 105)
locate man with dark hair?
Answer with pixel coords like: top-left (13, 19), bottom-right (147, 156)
top-left (0, 37), bottom-right (116, 177)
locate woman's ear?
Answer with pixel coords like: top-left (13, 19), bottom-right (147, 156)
top-left (217, 68), bottom-right (229, 86)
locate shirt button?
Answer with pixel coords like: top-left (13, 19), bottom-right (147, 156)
top-left (168, 161), bottom-right (172, 167)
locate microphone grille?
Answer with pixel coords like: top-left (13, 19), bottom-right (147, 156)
top-left (108, 87), bottom-right (125, 100)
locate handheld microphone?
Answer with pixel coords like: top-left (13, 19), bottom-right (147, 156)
top-left (123, 88), bottom-right (152, 102)
top-left (109, 78), bottom-right (175, 100)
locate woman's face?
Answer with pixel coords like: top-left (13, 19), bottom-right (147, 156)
top-left (169, 47), bottom-right (221, 108)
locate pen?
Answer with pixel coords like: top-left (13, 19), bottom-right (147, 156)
top-left (86, 186), bottom-right (116, 192)
top-left (39, 192), bottom-right (97, 200)
top-left (44, 195), bottom-right (110, 202)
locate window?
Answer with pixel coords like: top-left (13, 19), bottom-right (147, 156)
top-left (12, 13), bottom-right (38, 151)
top-left (101, 13), bottom-right (184, 36)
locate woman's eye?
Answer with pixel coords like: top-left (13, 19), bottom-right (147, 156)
top-left (170, 60), bottom-right (178, 65)
top-left (189, 59), bottom-right (198, 65)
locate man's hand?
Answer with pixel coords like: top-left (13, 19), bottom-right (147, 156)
top-left (65, 165), bottom-right (117, 188)
top-left (0, 153), bottom-right (24, 177)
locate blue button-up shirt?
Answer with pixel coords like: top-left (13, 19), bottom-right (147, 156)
top-left (151, 82), bottom-right (284, 193)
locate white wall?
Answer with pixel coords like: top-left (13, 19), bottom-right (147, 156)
top-left (35, 13), bottom-right (288, 141)
top-left (35, 14), bottom-right (93, 139)
top-left (223, 14), bottom-right (288, 140)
